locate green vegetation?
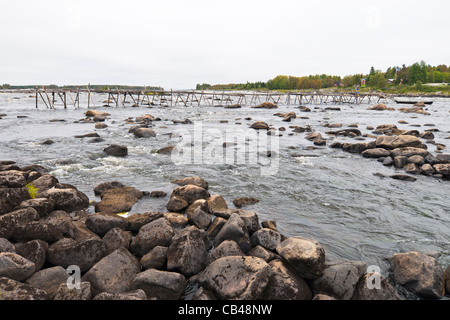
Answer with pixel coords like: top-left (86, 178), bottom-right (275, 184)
top-left (196, 61), bottom-right (450, 95)
top-left (26, 183), bottom-right (39, 199)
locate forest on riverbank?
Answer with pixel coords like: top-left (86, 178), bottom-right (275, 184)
top-left (196, 61), bottom-right (450, 95)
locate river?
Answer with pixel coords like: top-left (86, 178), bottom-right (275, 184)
top-left (0, 91), bottom-right (449, 279)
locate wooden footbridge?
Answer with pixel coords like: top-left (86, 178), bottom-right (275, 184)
top-left (6, 86), bottom-right (389, 109)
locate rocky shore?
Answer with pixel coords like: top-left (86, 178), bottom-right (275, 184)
top-left (0, 161), bottom-right (448, 300)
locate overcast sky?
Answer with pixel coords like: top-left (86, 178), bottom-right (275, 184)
top-left (1, 0), bottom-right (449, 89)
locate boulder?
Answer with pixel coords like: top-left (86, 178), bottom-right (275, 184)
top-left (11, 221), bottom-right (63, 243)
top-left (0, 207), bottom-right (40, 240)
top-left (233, 197), bottom-right (259, 208)
top-left (164, 212), bottom-right (189, 228)
top-left (14, 240), bottom-right (48, 271)
top-left (276, 236), bottom-right (326, 280)
top-left (0, 187), bottom-right (31, 215)
top-left (0, 238), bottom-right (15, 253)
top-left (126, 212), bottom-right (164, 233)
top-left (205, 240), bottom-right (244, 265)
top-left (247, 245), bottom-right (279, 262)
top-left (95, 187), bottom-right (143, 214)
top-left (0, 170), bottom-right (27, 188)
top-left (361, 148), bottom-right (391, 159)
top-left (94, 181), bottom-right (125, 196)
top-left (199, 256), bottom-right (272, 300)
top-left (171, 176), bottom-right (209, 190)
top-left (387, 251), bottom-right (444, 299)
top-left (376, 135), bottom-right (422, 149)
top-left (420, 163), bottom-right (435, 176)
top-left (166, 226), bottom-right (207, 277)
top-left (251, 102), bottom-right (278, 109)
top-left (170, 185), bottom-right (210, 205)
top-left (312, 260), bottom-right (366, 300)
top-left (433, 163), bottom-right (450, 176)
top-left (403, 163), bottom-right (420, 175)
top-left (250, 228), bottom-right (281, 252)
top-left (25, 266), bottom-right (69, 299)
top-left (129, 217), bottom-right (174, 256)
top-left (102, 227), bottom-right (132, 254)
top-left (47, 237), bottom-right (108, 272)
top-left (206, 194), bottom-right (228, 213)
top-left (82, 247), bottom-right (141, 295)
top-left (93, 290), bottom-right (148, 300)
top-left (54, 281), bottom-right (92, 300)
top-left (0, 277), bottom-right (49, 300)
top-left (104, 145), bottom-right (128, 157)
top-left (157, 146), bottom-right (175, 155)
top-left (16, 198), bottom-right (56, 217)
top-left (40, 188), bottom-right (89, 213)
top-left (393, 156), bottom-right (408, 168)
top-left (187, 206), bottom-right (211, 230)
top-left (352, 272), bottom-right (401, 300)
top-left (134, 128), bottom-right (156, 138)
top-left (191, 287), bottom-right (217, 300)
top-left (260, 259), bottom-right (312, 300)
top-left (250, 121), bottom-right (270, 130)
top-left (390, 147), bottom-right (429, 158)
top-left (85, 110), bottom-right (110, 117)
top-left (131, 268), bottom-right (186, 300)
top-left (205, 217), bottom-right (227, 240)
top-left (140, 246), bottom-right (168, 270)
top-left (342, 142), bottom-right (371, 154)
top-left (408, 155), bottom-right (425, 166)
top-left (166, 196), bottom-right (189, 212)
top-left (368, 103), bottom-right (394, 111)
top-left (85, 212), bottom-right (128, 236)
top-left (213, 213), bottom-right (251, 253)
top-left (0, 252), bottom-right (35, 281)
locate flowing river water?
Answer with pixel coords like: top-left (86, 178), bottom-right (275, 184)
top-left (1, 91), bottom-right (449, 280)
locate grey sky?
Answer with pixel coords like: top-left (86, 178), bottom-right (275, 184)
top-left (1, 0), bottom-right (449, 89)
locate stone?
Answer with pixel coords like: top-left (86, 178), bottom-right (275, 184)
top-left (126, 212), bottom-right (164, 233)
top-left (93, 290), bottom-right (148, 300)
top-left (166, 196), bottom-right (189, 212)
top-left (376, 135), bottom-right (422, 149)
top-left (250, 121), bottom-right (269, 130)
top-left (40, 188), bottom-right (89, 213)
top-left (233, 197), bottom-right (259, 208)
top-left (0, 277), bottom-right (49, 300)
top-left (131, 268), bottom-right (186, 300)
top-left (140, 246), bottom-right (168, 270)
top-left (312, 294), bottom-right (336, 300)
top-left (25, 266), bottom-right (69, 299)
top-left (207, 194), bottom-right (228, 213)
top-left (390, 147), bottom-right (428, 158)
top-left (149, 190), bottom-right (167, 198)
top-left (250, 228), bottom-right (281, 252)
top-left (85, 212), bottom-right (128, 236)
top-left (213, 213), bottom-right (251, 253)
top-left (352, 272), bottom-right (401, 300)
top-left (251, 102), bottom-right (278, 109)
top-left (129, 217), bottom-right (174, 256)
top-left (0, 170), bottom-right (27, 188)
top-left (0, 252), bottom-right (35, 281)
top-left (247, 245), bottom-right (279, 262)
top-left (187, 206), bottom-right (211, 230)
top-left (0, 187), bottom-right (31, 215)
top-left (163, 212), bottom-right (189, 229)
top-left (171, 176), bottom-right (209, 190)
top-left (14, 240), bottom-right (48, 271)
top-left (276, 236), bottom-right (326, 280)
top-left (390, 174), bottom-right (417, 182)
top-left (85, 110), bottom-right (110, 117)
top-left (166, 226), bottom-right (207, 277)
top-left (261, 259), bottom-right (312, 300)
top-left (368, 103), bottom-right (394, 111)
top-left (94, 181), bottom-right (125, 196)
top-left (403, 163), bottom-right (420, 174)
top-left (134, 128), bottom-right (156, 138)
top-left (233, 209), bottom-right (260, 234)
top-left (205, 240), bottom-right (244, 265)
top-left (387, 251), bottom-right (444, 299)
top-left (47, 237), bottom-right (108, 272)
top-left (11, 221), bottom-right (63, 243)
top-left (54, 281), bottom-right (92, 300)
top-left (104, 144), bottom-right (128, 157)
top-left (312, 260), bottom-right (366, 300)
top-left (383, 156), bottom-right (394, 166)
top-left (95, 123), bottom-right (108, 129)
top-left (408, 155), bottom-right (425, 166)
top-left (205, 217), bottom-right (226, 240)
top-left (191, 287), bottom-right (217, 300)
top-left (433, 163), bottom-right (450, 176)
top-left (420, 163), bottom-right (435, 176)
top-left (0, 238), bottom-right (15, 253)
top-left (16, 198), bottom-right (56, 217)
top-left (419, 131), bottom-right (434, 139)
top-left (342, 142), bottom-right (371, 153)
top-left (393, 156), bottom-right (408, 168)
top-left (0, 207), bottom-right (40, 240)
top-left (102, 227), bottom-right (132, 254)
top-left (445, 266), bottom-right (450, 295)
top-left (82, 247), bottom-right (141, 295)
top-left (362, 148), bottom-right (391, 158)
top-left (95, 187), bottom-right (143, 214)
top-left (170, 185), bottom-right (210, 205)
top-left (157, 146), bottom-right (175, 155)
top-left (199, 256), bottom-right (272, 300)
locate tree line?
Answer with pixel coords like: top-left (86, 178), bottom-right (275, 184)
top-left (196, 61), bottom-right (450, 91)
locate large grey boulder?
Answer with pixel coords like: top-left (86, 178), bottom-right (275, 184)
top-left (129, 217), bottom-right (174, 256)
top-left (199, 256), bottom-right (272, 300)
top-left (25, 266), bottom-right (69, 299)
top-left (0, 277), bottom-right (49, 300)
top-left (131, 268), bottom-right (186, 300)
top-left (0, 252), bottom-right (35, 281)
top-left (213, 213), bottom-right (251, 253)
top-left (276, 236), bottom-right (326, 280)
